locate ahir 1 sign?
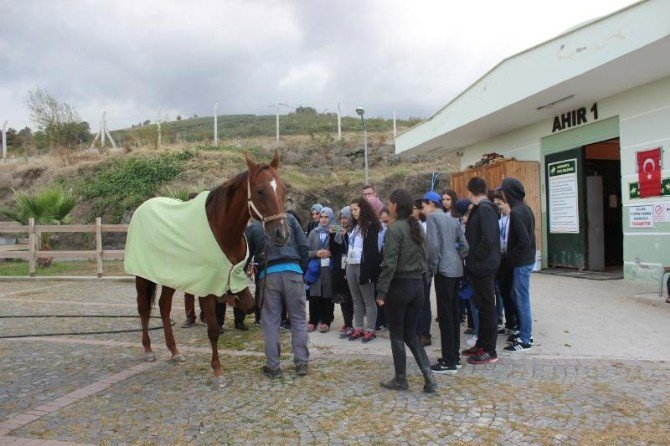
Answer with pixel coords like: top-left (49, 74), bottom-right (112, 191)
top-left (552, 103), bottom-right (599, 133)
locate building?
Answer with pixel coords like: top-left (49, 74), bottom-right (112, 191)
top-left (395, 0), bottom-right (670, 285)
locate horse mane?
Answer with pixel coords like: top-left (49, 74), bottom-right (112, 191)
top-left (206, 164), bottom-right (273, 217)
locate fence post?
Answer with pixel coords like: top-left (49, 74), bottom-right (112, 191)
top-left (28, 218), bottom-right (36, 277)
top-left (95, 217), bottom-right (103, 277)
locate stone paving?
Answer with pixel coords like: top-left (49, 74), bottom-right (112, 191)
top-left (1, 279), bottom-right (669, 445)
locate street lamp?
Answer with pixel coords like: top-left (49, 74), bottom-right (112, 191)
top-left (356, 106), bottom-right (368, 184)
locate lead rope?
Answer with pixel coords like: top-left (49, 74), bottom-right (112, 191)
top-left (257, 234), bottom-right (271, 312)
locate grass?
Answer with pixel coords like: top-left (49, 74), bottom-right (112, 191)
top-left (0, 259), bottom-right (127, 276)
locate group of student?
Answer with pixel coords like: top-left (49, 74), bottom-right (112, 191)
top-left (181, 177), bottom-right (537, 393)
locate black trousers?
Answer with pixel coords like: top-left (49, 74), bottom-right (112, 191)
top-left (416, 273), bottom-right (432, 338)
top-left (496, 261), bottom-right (517, 330)
top-left (434, 274), bottom-right (461, 367)
top-left (340, 299), bottom-right (354, 327)
top-left (385, 277), bottom-right (432, 377)
top-left (308, 297), bottom-right (334, 325)
top-left (220, 303), bottom-right (245, 326)
top-left (471, 275), bottom-right (498, 354)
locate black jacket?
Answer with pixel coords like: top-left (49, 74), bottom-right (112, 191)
top-left (501, 178), bottom-right (536, 267)
top-left (465, 199), bottom-right (501, 277)
top-left (357, 224), bottom-right (382, 285)
top-left (329, 232), bottom-right (350, 296)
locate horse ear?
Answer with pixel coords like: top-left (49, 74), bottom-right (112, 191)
top-left (270, 150), bottom-right (280, 169)
top-left (244, 152), bottom-right (258, 171)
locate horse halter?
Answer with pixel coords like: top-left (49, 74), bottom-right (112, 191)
top-left (246, 171), bottom-right (286, 229)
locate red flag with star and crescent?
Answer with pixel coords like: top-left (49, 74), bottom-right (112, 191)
top-left (637, 147), bottom-right (662, 198)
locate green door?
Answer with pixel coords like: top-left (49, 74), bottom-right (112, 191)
top-left (546, 147), bottom-right (586, 269)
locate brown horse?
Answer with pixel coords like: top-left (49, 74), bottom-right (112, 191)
top-left (131, 151), bottom-right (288, 387)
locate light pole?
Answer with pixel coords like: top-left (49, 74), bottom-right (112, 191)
top-left (356, 107), bottom-right (368, 184)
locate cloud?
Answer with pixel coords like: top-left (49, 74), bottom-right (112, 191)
top-left (0, 0), bottom-right (638, 130)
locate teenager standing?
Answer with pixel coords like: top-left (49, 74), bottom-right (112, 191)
top-left (376, 188), bottom-right (437, 393)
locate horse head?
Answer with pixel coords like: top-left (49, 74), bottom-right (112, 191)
top-left (245, 151), bottom-right (290, 246)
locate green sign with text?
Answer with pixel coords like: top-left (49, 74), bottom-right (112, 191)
top-left (630, 179), bottom-right (670, 198)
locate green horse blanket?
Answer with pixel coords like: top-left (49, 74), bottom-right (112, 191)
top-left (124, 191), bottom-right (249, 297)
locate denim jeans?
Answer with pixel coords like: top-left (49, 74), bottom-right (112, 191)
top-left (512, 263), bottom-right (534, 344)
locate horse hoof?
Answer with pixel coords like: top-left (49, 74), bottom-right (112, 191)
top-left (212, 376), bottom-right (228, 388)
top-left (171, 354), bottom-right (186, 363)
top-left (144, 353), bottom-right (156, 362)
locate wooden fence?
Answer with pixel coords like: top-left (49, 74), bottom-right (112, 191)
top-left (0, 218), bottom-right (127, 277)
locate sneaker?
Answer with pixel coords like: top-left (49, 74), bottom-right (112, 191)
top-left (465, 335), bottom-right (478, 348)
top-left (295, 363), bottom-right (308, 376)
top-left (307, 323), bottom-right (316, 332)
top-left (262, 365), bottom-right (282, 379)
top-left (348, 328), bottom-right (364, 341)
top-left (318, 323), bottom-right (330, 333)
top-left (507, 335), bottom-right (534, 344)
top-left (375, 324), bottom-right (387, 331)
top-left (339, 327), bottom-right (354, 338)
top-left (338, 325), bottom-right (351, 335)
top-left (504, 341), bottom-right (531, 352)
top-left (467, 351), bottom-right (499, 365)
top-left (462, 346), bottom-right (484, 357)
top-left (431, 362), bottom-right (458, 374)
top-left (362, 331), bottom-right (376, 343)
top-left (464, 327), bottom-right (475, 335)
top-left (180, 319), bottom-right (196, 328)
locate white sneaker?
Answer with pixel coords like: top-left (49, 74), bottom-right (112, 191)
top-left (465, 335), bottom-right (478, 347)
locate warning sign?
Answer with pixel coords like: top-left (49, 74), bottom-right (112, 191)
top-left (654, 204), bottom-right (664, 222)
top-left (629, 205), bottom-right (654, 228)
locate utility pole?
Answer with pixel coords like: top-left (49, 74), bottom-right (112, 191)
top-left (157, 107), bottom-right (162, 149)
top-left (89, 111), bottom-right (117, 151)
top-left (393, 109), bottom-right (397, 138)
top-left (337, 102), bottom-right (342, 140)
top-left (213, 103), bottom-right (218, 146)
top-left (275, 103), bottom-right (280, 144)
top-left (2, 121), bottom-right (7, 162)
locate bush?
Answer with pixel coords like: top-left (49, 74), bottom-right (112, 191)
top-left (65, 151), bottom-right (192, 222)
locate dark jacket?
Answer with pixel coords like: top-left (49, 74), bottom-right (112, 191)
top-left (465, 199), bottom-right (501, 277)
top-left (306, 228), bottom-right (333, 298)
top-left (329, 231), bottom-right (351, 297)
top-left (501, 178), bottom-right (536, 267)
top-left (246, 214), bottom-right (308, 273)
top-left (376, 218), bottom-right (428, 300)
top-left (357, 224), bottom-right (382, 285)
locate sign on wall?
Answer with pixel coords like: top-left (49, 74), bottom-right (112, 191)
top-left (629, 179), bottom-right (670, 199)
top-left (548, 159), bottom-right (579, 233)
top-left (551, 103), bottom-right (598, 133)
top-left (629, 205), bottom-right (654, 228)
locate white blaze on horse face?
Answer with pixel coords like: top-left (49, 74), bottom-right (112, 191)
top-left (269, 179), bottom-right (278, 197)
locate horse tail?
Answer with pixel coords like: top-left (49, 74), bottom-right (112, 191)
top-left (136, 276), bottom-right (157, 318)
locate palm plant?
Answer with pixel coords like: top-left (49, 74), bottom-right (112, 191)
top-left (0, 187), bottom-right (76, 267)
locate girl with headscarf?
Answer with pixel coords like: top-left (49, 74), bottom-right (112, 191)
top-left (330, 206), bottom-right (355, 337)
top-left (306, 203), bottom-right (323, 235)
top-left (306, 206), bottom-right (336, 332)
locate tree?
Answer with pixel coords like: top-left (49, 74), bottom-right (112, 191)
top-left (176, 115), bottom-right (182, 121)
top-left (0, 186), bottom-right (77, 267)
top-left (25, 87), bottom-right (89, 162)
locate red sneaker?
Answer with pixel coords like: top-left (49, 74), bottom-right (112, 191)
top-left (307, 323), bottom-right (316, 332)
top-left (362, 331), bottom-right (376, 343)
top-left (348, 328), bottom-right (364, 341)
top-left (462, 346), bottom-right (484, 356)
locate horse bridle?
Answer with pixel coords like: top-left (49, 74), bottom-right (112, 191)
top-left (246, 172), bottom-right (287, 229)
top-left (246, 170), bottom-right (287, 312)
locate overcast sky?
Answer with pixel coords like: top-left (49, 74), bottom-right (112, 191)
top-left (1, 0), bottom-right (639, 131)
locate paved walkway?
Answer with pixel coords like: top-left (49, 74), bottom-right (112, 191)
top-left (1, 275), bottom-right (669, 445)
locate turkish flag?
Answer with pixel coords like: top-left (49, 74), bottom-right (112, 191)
top-left (637, 147), bottom-right (662, 198)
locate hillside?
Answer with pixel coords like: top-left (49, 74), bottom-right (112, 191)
top-left (0, 131), bottom-right (459, 238)
top-left (110, 109), bottom-right (422, 148)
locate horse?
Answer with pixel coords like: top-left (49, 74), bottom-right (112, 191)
top-left (124, 151), bottom-right (289, 387)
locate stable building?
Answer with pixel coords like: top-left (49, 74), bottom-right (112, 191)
top-left (395, 0), bottom-right (670, 285)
